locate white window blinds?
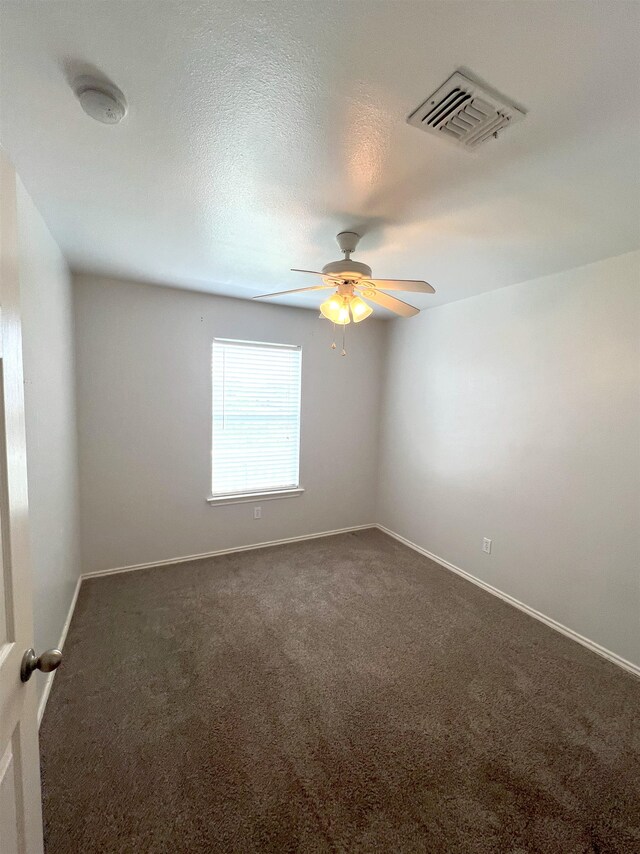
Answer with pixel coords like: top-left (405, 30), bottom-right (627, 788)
top-left (211, 339), bottom-right (302, 498)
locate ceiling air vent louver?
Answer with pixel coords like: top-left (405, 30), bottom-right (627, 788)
top-left (408, 70), bottom-right (526, 150)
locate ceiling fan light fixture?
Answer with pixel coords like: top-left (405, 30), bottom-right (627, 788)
top-left (349, 295), bottom-right (373, 322)
top-left (254, 232), bottom-right (435, 342)
top-left (320, 293), bottom-right (350, 325)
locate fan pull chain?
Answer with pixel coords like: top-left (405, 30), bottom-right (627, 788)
top-left (341, 324), bottom-right (347, 356)
top-left (330, 323), bottom-right (337, 350)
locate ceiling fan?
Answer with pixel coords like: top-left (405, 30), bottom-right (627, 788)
top-left (253, 231), bottom-right (436, 324)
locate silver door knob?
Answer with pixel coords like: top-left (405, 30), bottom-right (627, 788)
top-left (20, 648), bottom-right (62, 682)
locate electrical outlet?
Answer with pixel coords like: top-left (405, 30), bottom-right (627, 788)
top-left (482, 538), bottom-right (492, 554)
top-left (253, 506), bottom-right (261, 520)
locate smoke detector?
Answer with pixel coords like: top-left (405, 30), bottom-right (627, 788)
top-left (408, 70), bottom-right (525, 150)
top-left (74, 76), bottom-right (127, 124)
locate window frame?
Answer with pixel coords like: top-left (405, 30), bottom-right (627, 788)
top-left (207, 338), bottom-right (304, 506)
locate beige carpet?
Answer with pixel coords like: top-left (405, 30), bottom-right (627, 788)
top-left (40, 529), bottom-right (640, 853)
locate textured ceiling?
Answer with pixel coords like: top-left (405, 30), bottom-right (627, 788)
top-left (1, 1), bottom-right (639, 312)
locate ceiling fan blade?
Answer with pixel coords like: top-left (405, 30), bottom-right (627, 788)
top-left (358, 288), bottom-right (420, 317)
top-left (361, 278), bottom-right (436, 294)
top-left (252, 285), bottom-right (334, 299)
top-left (291, 268), bottom-right (343, 282)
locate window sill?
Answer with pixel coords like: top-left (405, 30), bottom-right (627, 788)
top-left (206, 488), bottom-right (305, 507)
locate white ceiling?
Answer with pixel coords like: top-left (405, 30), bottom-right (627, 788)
top-left (1, 1), bottom-right (639, 313)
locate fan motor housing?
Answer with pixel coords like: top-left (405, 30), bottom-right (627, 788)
top-left (321, 259), bottom-right (372, 281)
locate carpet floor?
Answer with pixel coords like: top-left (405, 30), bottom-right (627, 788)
top-left (40, 529), bottom-right (640, 853)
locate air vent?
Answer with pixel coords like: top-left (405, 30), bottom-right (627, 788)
top-left (408, 70), bottom-right (525, 150)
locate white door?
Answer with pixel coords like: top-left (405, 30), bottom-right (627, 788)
top-left (0, 151), bottom-right (45, 853)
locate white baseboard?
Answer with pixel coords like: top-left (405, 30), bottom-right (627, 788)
top-left (376, 524), bottom-right (640, 680)
top-left (37, 520), bottom-right (638, 727)
top-left (38, 575), bottom-right (82, 727)
top-left (81, 524), bottom-right (377, 579)
top-left (36, 524), bottom-right (376, 723)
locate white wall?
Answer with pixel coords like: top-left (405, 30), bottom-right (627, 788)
top-left (72, 255), bottom-right (639, 670)
top-left (73, 274), bottom-right (385, 573)
top-left (378, 251), bottom-right (640, 668)
top-left (16, 180), bottom-right (82, 690)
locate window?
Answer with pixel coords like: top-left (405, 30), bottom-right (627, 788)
top-left (211, 339), bottom-right (302, 500)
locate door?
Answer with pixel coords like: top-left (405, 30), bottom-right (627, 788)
top-left (0, 151), bottom-right (45, 853)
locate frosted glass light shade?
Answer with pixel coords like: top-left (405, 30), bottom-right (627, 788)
top-left (350, 295), bottom-right (373, 322)
top-left (320, 293), bottom-right (351, 325)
